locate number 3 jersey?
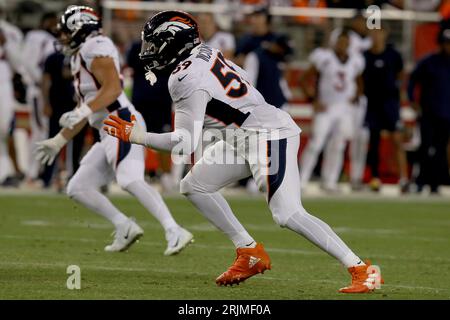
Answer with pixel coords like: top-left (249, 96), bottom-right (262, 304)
top-left (309, 47), bottom-right (365, 108)
top-left (168, 44), bottom-right (300, 140)
top-left (71, 34), bottom-right (136, 131)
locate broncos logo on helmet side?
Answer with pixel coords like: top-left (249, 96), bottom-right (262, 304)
top-left (65, 10), bottom-right (99, 32)
top-left (152, 21), bottom-right (192, 37)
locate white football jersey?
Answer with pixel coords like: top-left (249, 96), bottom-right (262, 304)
top-left (168, 44), bottom-right (300, 139)
top-left (71, 34), bottom-right (135, 131)
top-left (309, 47), bottom-right (365, 108)
top-left (22, 29), bottom-right (55, 85)
top-left (0, 20), bottom-right (23, 83)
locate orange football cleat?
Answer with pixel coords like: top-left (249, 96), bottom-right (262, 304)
top-left (339, 260), bottom-right (384, 293)
top-left (216, 243), bottom-right (271, 286)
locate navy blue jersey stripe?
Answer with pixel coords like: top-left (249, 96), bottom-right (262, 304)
top-left (116, 108), bottom-right (132, 167)
top-left (107, 100), bottom-right (121, 113)
top-left (205, 98), bottom-right (250, 127)
top-left (267, 138), bottom-right (287, 202)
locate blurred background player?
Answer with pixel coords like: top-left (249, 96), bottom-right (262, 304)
top-left (22, 11), bottom-right (58, 184)
top-left (36, 5), bottom-right (193, 254)
top-left (330, 14), bottom-right (372, 190)
top-left (408, 23), bottom-right (450, 195)
top-left (197, 12), bottom-right (235, 60)
top-left (40, 50), bottom-right (80, 189)
top-left (0, 3), bottom-right (25, 186)
top-left (299, 30), bottom-right (364, 191)
top-left (243, 33), bottom-right (293, 110)
top-left (364, 26), bottom-right (409, 193)
top-left (235, 6), bottom-right (276, 67)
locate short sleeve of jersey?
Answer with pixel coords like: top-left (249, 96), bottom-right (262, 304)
top-left (80, 36), bottom-right (116, 70)
top-left (309, 48), bottom-right (328, 72)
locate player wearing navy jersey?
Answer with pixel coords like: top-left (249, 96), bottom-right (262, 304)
top-left (104, 11), bottom-right (382, 293)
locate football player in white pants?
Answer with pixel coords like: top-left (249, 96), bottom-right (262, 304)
top-left (104, 11), bottom-right (382, 293)
top-left (22, 12), bottom-right (58, 181)
top-left (330, 16), bottom-right (372, 189)
top-left (0, 14), bottom-right (24, 184)
top-left (299, 30), bottom-right (365, 191)
top-left (35, 6), bottom-right (193, 255)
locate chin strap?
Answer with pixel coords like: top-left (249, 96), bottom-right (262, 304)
top-left (145, 69), bottom-right (157, 86)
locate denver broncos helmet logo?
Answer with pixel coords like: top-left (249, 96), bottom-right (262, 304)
top-left (152, 19), bottom-right (193, 37)
top-left (66, 10), bottom-right (99, 31)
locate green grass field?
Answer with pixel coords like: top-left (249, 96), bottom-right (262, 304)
top-left (0, 194), bottom-right (449, 300)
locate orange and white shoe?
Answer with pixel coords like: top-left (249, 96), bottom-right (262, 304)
top-left (216, 243), bottom-right (271, 286)
top-left (339, 260), bottom-right (384, 293)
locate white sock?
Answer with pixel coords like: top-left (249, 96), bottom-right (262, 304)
top-left (341, 253), bottom-right (365, 268)
top-left (69, 189), bottom-right (128, 228)
top-left (186, 191), bottom-right (255, 248)
top-left (284, 209), bottom-right (363, 268)
top-left (125, 180), bottom-right (178, 231)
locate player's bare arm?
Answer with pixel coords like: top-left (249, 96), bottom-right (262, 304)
top-left (59, 56), bottom-right (122, 129)
top-left (87, 56), bottom-right (122, 111)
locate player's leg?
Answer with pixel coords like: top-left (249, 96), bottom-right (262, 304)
top-left (321, 109), bottom-right (351, 191)
top-left (27, 87), bottom-right (48, 181)
top-left (299, 111), bottom-right (333, 188)
top-left (180, 140), bottom-right (270, 285)
top-left (111, 111), bottom-right (192, 255)
top-left (66, 142), bottom-right (144, 252)
top-left (66, 142), bottom-right (128, 226)
top-left (260, 135), bottom-right (381, 293)
top-left (367, 127), bottom-right (382, 191)
top-left (180, 140), bottom-right (255, 248)
top-left (0, 80), bottom-right (16, 183)
top-left (350, 98), bottom-right (369, 189)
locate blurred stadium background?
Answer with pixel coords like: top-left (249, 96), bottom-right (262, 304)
top-left (0, 0), bottom-right (449, 195)
top-left (0, 0), bottom-right (450, 300)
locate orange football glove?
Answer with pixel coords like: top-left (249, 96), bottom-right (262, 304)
top-left (103, 114), bottom-right (136, 143)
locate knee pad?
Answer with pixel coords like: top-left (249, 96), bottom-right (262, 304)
top-left (179, 174), bottom-right (195, 195)
top-left (271, 205), bottom-right (308, 228)
top-left (272, 211), bottom-right (290, 228)
top-left (116, 176), bottom-right (141, 191)
top-left (66, 177), bottom-right (83, 198)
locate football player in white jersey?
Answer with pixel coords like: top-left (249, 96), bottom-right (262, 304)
top-left (22, 12), bottom-right (59, 181)
top-left (104, 11), bottom-right (382, 293)
top-left (0, 7), bottom-right (24, 184)
top-left (299, 30), bottom-right (365, 191)
top-left (35, 6), bottom-right (193, 255)
top-left (330, 15), bottom-right (372, 189)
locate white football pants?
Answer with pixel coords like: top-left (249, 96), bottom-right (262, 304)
top-left (180, 133), bottom-right (361, 267)
top-left (66, 110), bottom-right (178, 231)
top-left (0, 80), bottom-right (15, 181)
top-left (300, 104), bottom-right (354, 189)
